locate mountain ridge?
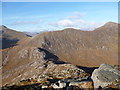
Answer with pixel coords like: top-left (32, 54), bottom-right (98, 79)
top-left (1, 21), bottom-right (119, 87)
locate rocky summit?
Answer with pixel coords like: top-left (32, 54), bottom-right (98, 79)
top-left (1, 22), bottom-right (119, 89)
top-left (2, 64), bottom-right (120, 90)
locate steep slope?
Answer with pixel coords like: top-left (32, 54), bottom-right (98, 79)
top-left (0, 25), bottom-right (29, 49)
top-left (2, 22), bottom-right (118, 87)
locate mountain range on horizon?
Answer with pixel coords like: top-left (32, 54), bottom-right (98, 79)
top-left (1, 21), bottom-right (119, 87)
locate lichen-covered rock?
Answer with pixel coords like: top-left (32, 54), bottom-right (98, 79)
top-left (91, 64), bottom-right (120, 88)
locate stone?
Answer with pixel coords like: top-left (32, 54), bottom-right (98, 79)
top-left (58, 80), bottom-right (66, 88)
top-left (51, 82), bottom-right (66, 89)
top-left (51, 83), bottom-right (60, 89)
top-left (91, 64), bottom-right (120, 88)
top-left (41, 85), bottom-right (48, 88)
top-left (69, 81), bottom-right (82, 86)
top-left (51, 81), bottom-right (67, 89)
top-left (61, 79), bottom-right (78, 83)
top-left (69, 81), bottom-right (93, 89)
top-left (78, 81), bottom-right (93, 89)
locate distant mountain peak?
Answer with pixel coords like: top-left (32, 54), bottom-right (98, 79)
top-left (2, 25), bottom-right (8, 28)
top-left (104, 21), bottom-right (117, 26)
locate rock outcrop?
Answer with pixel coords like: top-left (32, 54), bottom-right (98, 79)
top-left (2, 64), bottom-right (120, 89)
top-left (91, 64), bottom-right (120, 89)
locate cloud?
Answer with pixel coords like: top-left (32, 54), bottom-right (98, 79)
top-left (67, 11), bottom-right (86, 19)
top-left (48, 11), bottom-right (105, 30)
top-left (7, 20), bottom-right (44, 26)
top-left (49, 19), bottom-right (74, 27)
top-left (49, 19), bottom-right (105, 30)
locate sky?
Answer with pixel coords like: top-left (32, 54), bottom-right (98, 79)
top-left (1, 0), bottom-right (120, 2)
top-left (2, 2), bottom-right (118, 32)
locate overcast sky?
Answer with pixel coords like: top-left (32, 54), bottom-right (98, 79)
top-left (2, 2), bottom-right (118, 32)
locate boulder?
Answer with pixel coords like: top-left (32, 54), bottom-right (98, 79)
top-left (91, 64), bottom-right (120, 88)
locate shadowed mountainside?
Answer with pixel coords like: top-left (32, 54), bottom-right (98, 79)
top-left (0, 25), bottom-right (29, 49)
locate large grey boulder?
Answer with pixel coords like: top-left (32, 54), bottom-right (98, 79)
top-left (91, 64), bottom-right (120, 88)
